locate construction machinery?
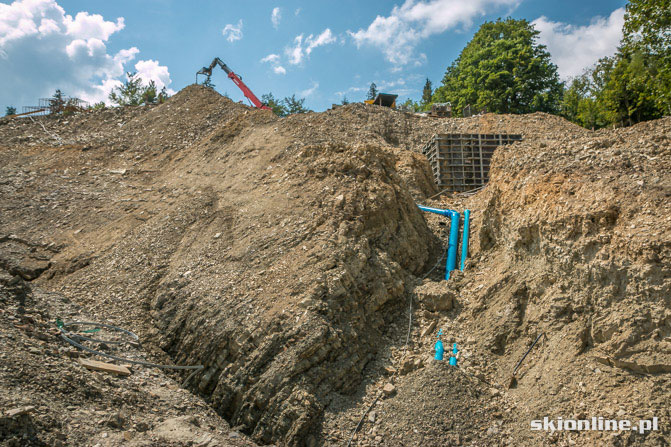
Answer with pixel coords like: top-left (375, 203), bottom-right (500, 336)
top-left (364, 93), bottom-right (398, 108)
top-left (197, 58), bottom-right (271, 110)
top-left (429, 102), bottom-right (452, 117)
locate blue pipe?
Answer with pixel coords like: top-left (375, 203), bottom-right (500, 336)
top-left (417, 204), bottom-right (460, 280)
top-left (446, 212), bottom-right (459, 279)
top-left (460, 209), bottom-right (470, 271)
top-left (417, 205), bottom-right (457, 218)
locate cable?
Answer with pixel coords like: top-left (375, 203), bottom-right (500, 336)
top-left (60, 321), bottom-right (138, 345)
top-left (28, 115), bottom-right (63, 143)
top-left (347, 238), bottom-right (448, 446)
top-left (59, 321), bottom-right (204, 373)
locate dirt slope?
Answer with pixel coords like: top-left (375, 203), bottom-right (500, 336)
top-left (330, 116), bottom-right (670, 446)
top-left (1, 85), bottom-right (669, 446)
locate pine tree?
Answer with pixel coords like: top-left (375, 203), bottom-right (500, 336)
top-left (282, 94), bottom-right (310, 114)
top-left (261, 93), bottom-right (287, 116)
top-left (421, 78), bottom-right (433, 109)
top-left (158, 86), bottom-right (169, 104)
top-left (142, 80), bottom-right (158, 105)
top-left (109, 72), bottom-right (144, 106)
top-left (366, 82), bottom-right (378, 100)
top-left (50, 89), bottom-right (66, 114)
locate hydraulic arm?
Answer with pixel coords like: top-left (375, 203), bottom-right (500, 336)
top-left (197, 58), bottom-right (270, 110)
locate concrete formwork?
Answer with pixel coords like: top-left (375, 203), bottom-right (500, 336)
top-left (422, 133), bottom-right (522, 191)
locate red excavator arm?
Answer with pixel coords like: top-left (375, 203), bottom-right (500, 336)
top-left (197, 58), bottom-right (271, 110)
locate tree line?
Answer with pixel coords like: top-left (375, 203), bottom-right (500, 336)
top-left (367, 0), bottom-right (668, 129)
top-left (3, 72), bottom-right (170, 116)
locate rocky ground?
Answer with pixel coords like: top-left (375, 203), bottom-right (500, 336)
top-left (0, 272), bottom-right (257, 447)
top-left (1, 85), bottom-right (669, 446)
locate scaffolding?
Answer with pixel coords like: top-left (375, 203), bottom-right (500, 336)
top-left (422, 133), bottom-right (522, 192)
top-left (19, 97), bottom-right (89, 117)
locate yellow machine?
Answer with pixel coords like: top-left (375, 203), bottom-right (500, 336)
top-left (364, 93), bottom-right (398, 108)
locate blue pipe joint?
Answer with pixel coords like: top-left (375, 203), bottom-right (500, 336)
top-left (417, 205), bottom-right (457, 218)
top-left (416, 205), bottom-right (459, 280)
top-left (434, 340), bottom-right (444, 360)
top-left (460, 209), bottom-right (470, 271)
top-left (449, 343), bottom-right (458, 366)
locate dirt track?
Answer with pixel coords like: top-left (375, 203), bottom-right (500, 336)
top-left (1, 85), bottom-right (669, 446)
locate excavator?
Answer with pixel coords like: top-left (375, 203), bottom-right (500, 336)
top-left (196, 58), bottom-right (271, 110)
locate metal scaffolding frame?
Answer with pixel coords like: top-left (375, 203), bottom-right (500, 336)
top-left (19, 97), bottom-right (90, 117)
top-left (422, 133), bottom-right (522, 192)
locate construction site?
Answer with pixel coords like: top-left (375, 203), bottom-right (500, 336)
top-left (0, 83), bottom-right (670, 447)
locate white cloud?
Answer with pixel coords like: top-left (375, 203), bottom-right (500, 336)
top-left (533, 8), bottom-right (625, 79)
top-left (306, 29), bottom-right (336, 54)
top-left (285, 28), bottom-right (336, 65)
top-left (64, 12), bottom-right (124, 40)
top-left (222, 19), bottom-right (243, 42)
top-left (134, 59), bottom-right (174, 93)
top-left (261, 53), bottom-right (280, 64)
top-left (260, 53), bottom-right (286, 75)
top-left (0, 0), bottom-right (171, 107)
top-left (295, 8), bottom-right (301, 16)
top-left (286, 34), bottom-right (304, 64)
top-left (349, 0), bottom-right (519, 65)
top-left (300, 81), bottom-right (319, 97)
top-left (271, 7), bottom-right (281, 29)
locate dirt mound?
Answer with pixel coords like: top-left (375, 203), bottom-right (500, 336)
top-left (2, 86), bottom-right (439, 445)
top-left (411, 117), bottom-right (671, 445)
top-left (0, 273), bottom-right (257, 447)
top-left (1, 85), bottom-right (669, 446)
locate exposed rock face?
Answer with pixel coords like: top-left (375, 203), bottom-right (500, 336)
top-left (2, 84), bottom-right (670, 446)
top-left (147, 141), bottom-right (436, 444)
top-left (468, 117), bottom-right (671, 370)
top-left (1, 86), bottom-right (439, 445)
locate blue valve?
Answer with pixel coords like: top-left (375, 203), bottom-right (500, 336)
top-left (449, 343), bottom-right (459, 366)
top-left (435, 340), bottom-right (444, 360)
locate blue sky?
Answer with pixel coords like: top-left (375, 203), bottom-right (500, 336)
top-left (1, 0), bottom-right (628, 112)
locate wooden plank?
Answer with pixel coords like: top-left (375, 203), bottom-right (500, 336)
top-left (78, 358), bottom-right (131, 376)
top-left (4, 406), bottom-right (35, 418)
top-left (4, 109), bottom-right (46, 118)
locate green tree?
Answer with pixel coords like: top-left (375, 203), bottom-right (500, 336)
top-left (109, 73), bottom-right (169, 107)
top-left (366, 82), bottom-right (378, 100)
top-left (340, 96), bottom-right (350, 105)
top-left (261, 93), bottom-right (287, 116)
top-left (5, 106), bottom-right (17, 116)
top-left (282, 94), bottom-right (310, 114)
top-left (399, 98), bottom-right (420, 112)
top-left (605, 51), bottom-right (664, 126)
top-left (158, 86), bottom-right (170, 104)
top-left (620, 0), bottom-right (670, 115)
top-left (560, 65), bottom-right (610, 129)
top-left (141, 80), bottom-right (158, 105)
top-left (49, 89), bottom-right (66, 114)
top-left (433, 18), bottom-right (563, 115)
top-left (421, 78), bottom-right (433, 110)
top-left (109, 72), bottom-right (144, 106)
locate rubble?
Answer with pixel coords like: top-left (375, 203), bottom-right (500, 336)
top-left (1, 85), bottom-right (669, 446)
